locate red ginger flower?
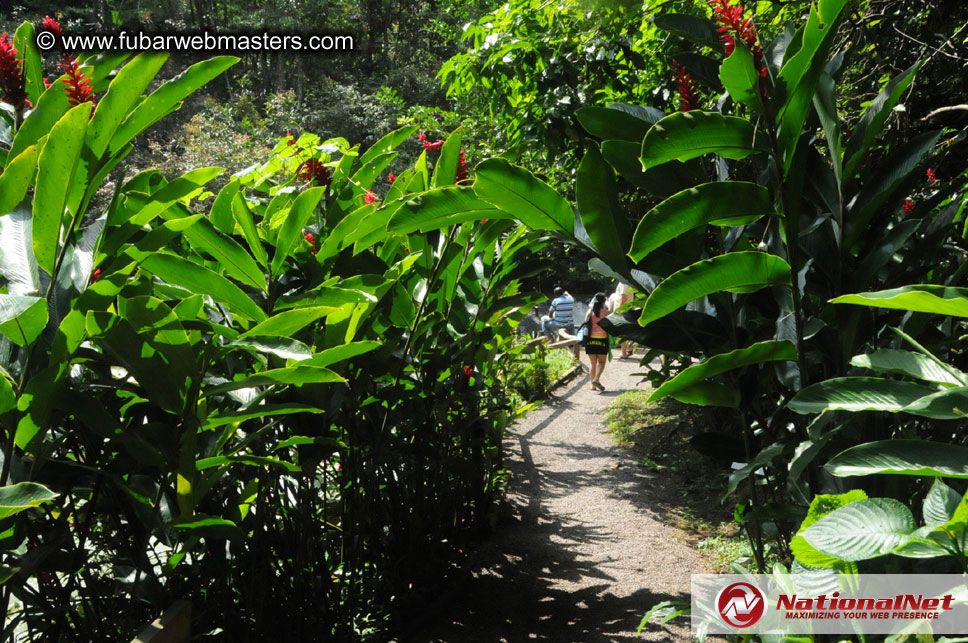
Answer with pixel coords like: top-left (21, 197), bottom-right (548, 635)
top-left (463, 366), bottom-right (473, 377)
top-left (709, 0), bottom-right (764, 67)
top-left (58, 58), bottom-right (94, 109)
top-left (926, 168), bottom-right (938, 183)
top-left (672, 60), bottom-right (702, 112)
top-left (903, 199), bottom-right (915, 216)
top-left (286, 130), bottom-right (297, 146)
top-left (388, 172), bottom-right (396, 183)
top-left (418, 132), bottom-right (444, 151)
top-left (40, 16), bottom-right (63, 49)
top-left (364, 190), bottom-right (378, 205)
top-left (297, 159), bottom-right (331, 192)
top-left (456, 149), bottom-right (469, 183)
top-left (304, 232), bottom-right (318, 255)
top-left (0, 33), bottom-right (28, 107)
top-left (90, 268), bottom-right (101, 283)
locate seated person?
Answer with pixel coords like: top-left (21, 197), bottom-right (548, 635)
top-left (541, 287), bottom-right (574, 341)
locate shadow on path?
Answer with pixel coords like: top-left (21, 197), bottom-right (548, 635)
top-left (397, 354), bottom-right (706, 642)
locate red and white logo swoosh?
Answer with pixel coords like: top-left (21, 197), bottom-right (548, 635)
top-left (716, 582), bottom-right (766, 628)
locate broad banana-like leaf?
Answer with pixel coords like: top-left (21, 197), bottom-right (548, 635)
top-left (388, 187), bottom-right (508, 234)
top-left (850, 348), bottom-right (965, 387)
top-left (649, 340), bottom-right (797, 406)
top-left (0, 145), bottom-right (38, 215)
top-left (640, 111), bottom-right (769, 171)
top-left (825, 439), bottom-right (968, 478)
top-left (629, 182), bottom-right (773, 261)
top-left (640, 252), bottom-right (791, 326)
top-left (0, 482), bottom-right (58, 520)
top-left (576, 106), bottom-right (653, 143)
top-left (473, 158), bottom-right (573, 234)
top-left (789, 377), bottom-right (938, 414)
top-left (719, 41), bottom-right (763, 112)
top-left (577, 146), bottom-right (632, 275)
top-left (831, 285), bottom-right (968, 317)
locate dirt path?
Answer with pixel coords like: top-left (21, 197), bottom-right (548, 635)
top-left (402, 350), bottom-right (710, 642)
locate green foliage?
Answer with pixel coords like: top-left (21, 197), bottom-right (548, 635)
top-left (0, 31), bottom-right (551, 640)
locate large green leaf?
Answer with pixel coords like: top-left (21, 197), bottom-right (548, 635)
top-left (577, 146), bottom-right (632, 274)
top-left (649, 341), bottom-right (797, 407)
top-left (802, 498), bottom-right (914, 561)
top-left (629, 182), bottom-right (773, 261)
top-left (0, 145), bottom-right (38, 215)
top-left (388, 187), bottom-right (508, 234)
top-left (33, 103), bottom-right (92, 275)
top-left (473, 158), bottom-right (573, 234)
top-left (850, 349), bottom-right (965, 387)
top-left (87, 52), bottom-right (169, 158)
top-left (825, 439), bottom-right (968, 478)
top-left (600, 140), bottom-right (704, 198)
top-left (0, 202), bottom-right (41, 295)
top-left (357, 125), bottom-right (417, 168)
top-left (923, 479), bottom-right (962, 527)
top-left (140, 253), bottom-right (266, 322)
top-left (640, 252), bottom-right (791, 326)
top-left (238, 307), bottom-right (336, 339)
top-left (431, 128), bottom-right (462, 188)
top-left (270, 186), bottom-right (326, 275)
top-left (202, 366), bottom-right (343, 396)
top-left (109, 56), bottom-right (239, 156)
top-left (640, 111), bottom-right (769, 171)
top-left (576, 106), bottom-right (653, 143)
top-left (901, 386), bottom-right (968, 420)
top-left (13, 22), bottom-right (43, 105)
top-left (831, 285), bottom-right (968, 317)
top-left (774, 0), bottom-right (850, 174)
top-left (0, 482), bottom-right (58, 520)
top-left (719, 40), bottom-right (763, 112)
top-left (302, 340), bottom-right (381, 368)
top-left (209, 178), bottom-right (241, 235)
top-left (0, 294), bottom-right (48, 347)
top-left (183, 217), bottom-right (266, 292)
top-left (125, 167), bottom-right (224, 227)
top-left (231, 192), bottom-right (268, 269)
top-left (843, 63), bottom-right (919, 180)
top-left (791, 490), bottom-right (868, 569)
top-left (202, 404), bottom-right (324, 429)
top-left (788, 377), bottom-right (938, 414)
top-left (7, 76), bottom-right (69, 162)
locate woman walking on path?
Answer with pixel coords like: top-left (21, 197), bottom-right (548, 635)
top-left (584, 292), bottom-right (610, 391)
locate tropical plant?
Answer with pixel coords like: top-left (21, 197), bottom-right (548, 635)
top-left (1, 17), bottom-right (552, 639)
top-left (416, 0), bottom-right (968, 578)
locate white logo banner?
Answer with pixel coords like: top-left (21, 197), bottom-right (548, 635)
top-left (692, 574), bottom-right (968, 635)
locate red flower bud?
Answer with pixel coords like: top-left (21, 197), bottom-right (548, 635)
top-left (463, 366), bottom-right (473, 377)
top-left (926, 168), bottom-right (938, 183)
top-left (902, 198), bottom-right (915, 216)
top-left (388, 172), bottom-right (396, 183)
top-left (364, 190), bottom-right (378, 205)
top-left (0, 33), bottom-right (28, 107)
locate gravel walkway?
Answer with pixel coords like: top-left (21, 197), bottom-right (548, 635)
top-left (404, 350), bottom-right (711, 642)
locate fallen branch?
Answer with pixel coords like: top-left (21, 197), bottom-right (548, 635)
top-left (922, 104), bottom-right (968, 121)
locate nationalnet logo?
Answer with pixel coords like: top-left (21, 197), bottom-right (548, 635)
top-left (693, 574), bottom-right (968, 635)
top-left (716, 582), bottom-right (766, 627)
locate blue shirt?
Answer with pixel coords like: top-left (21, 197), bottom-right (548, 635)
top-left (550, 294), bottom-right (574, 325)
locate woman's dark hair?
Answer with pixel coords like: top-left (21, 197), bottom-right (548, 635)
top-left (591, 292), bottom-right (607, 317)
